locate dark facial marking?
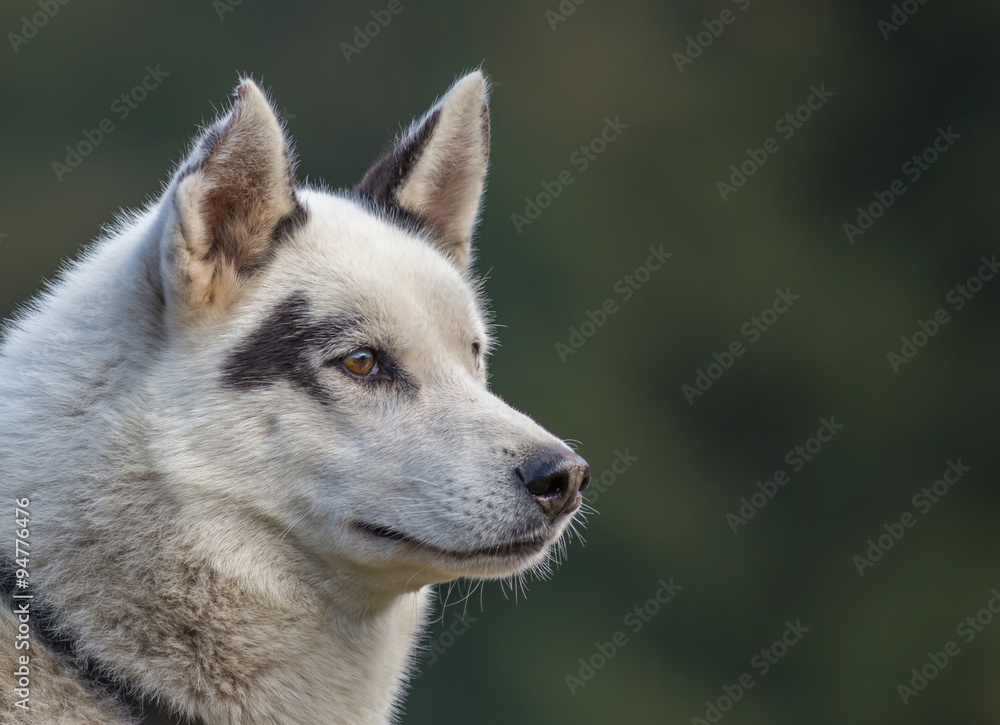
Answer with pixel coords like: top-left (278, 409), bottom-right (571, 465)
top-left (222, 294), bottom-right (339, 405)
top-left (221, 293), bottom-right (419, 405)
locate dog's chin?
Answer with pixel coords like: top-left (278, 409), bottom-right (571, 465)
top-left (354, 521), bottom-right (556, 579)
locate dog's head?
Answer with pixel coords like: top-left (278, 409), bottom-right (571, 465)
top-left (148, 73), bottom-right (588, 589)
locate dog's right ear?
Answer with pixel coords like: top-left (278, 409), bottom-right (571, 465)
top-left (355, 72), bottom-right (490, 272)
top-left (161, 79), bottom-right (304, 319)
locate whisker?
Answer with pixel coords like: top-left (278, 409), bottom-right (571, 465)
top-left (278, 512), bottom-right (309, 541)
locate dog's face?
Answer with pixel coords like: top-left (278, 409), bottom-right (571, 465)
top-left (148, 74), bottom-right (588, 590)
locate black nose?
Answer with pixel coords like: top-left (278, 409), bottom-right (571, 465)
top-left (516, 448), bottom-right (590, 520)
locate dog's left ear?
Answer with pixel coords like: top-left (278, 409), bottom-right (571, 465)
top-left (162, 78), bottom-right (303, 317)
top-left (355, 71), bottom-right (490, 271)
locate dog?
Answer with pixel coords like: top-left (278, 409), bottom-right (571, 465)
top-left (0, 71), bottom-right (589, 724)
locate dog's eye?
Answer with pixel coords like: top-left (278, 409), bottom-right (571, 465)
top-left (343, 349), bottom-right (378, 377)
top-left (472, 342), bottom-right (482, 368)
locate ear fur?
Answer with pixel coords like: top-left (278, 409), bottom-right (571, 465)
top-left (355, 71), bottom-right (490, 271)
top-left (163, 78), bottom-right (305, 316)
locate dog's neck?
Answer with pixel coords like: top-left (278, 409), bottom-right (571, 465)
top-left (25, 508), bottom-right (429, 725)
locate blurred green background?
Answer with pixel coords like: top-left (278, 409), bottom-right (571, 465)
top-left (2, 1), bottom-right (998, 723)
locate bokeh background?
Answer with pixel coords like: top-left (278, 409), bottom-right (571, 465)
top-left (2, 1), bottom-right (998, 723)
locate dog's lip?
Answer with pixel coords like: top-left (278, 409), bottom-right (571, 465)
top-left (354, 522), bottom-right (549, 560)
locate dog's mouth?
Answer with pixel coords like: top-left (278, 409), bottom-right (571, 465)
top-left (355, 522), bottom-right (550, 560)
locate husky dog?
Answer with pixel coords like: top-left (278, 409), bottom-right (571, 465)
top-left (0, 72), bottom-right (589, 724)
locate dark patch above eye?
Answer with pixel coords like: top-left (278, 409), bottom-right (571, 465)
top-left (221, 293), bottom-right (417, 404)
top-left (221, 294), bottom-right (333, 404)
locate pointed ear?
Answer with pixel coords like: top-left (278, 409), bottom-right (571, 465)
top-left (355, 71), bottom-right (490, 271)
top-left (163, 79), bottom-right (305, 316)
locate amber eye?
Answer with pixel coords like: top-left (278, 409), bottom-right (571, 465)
top-left (343, 349), bottom-right (377, 377)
